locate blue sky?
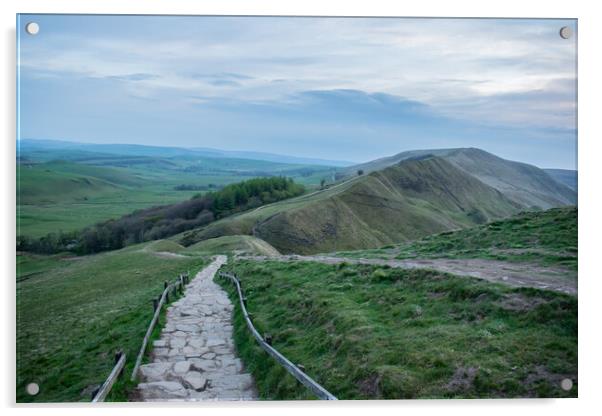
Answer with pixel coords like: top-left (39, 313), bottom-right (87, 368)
top-left (17, 15), bottom-right (577, 168)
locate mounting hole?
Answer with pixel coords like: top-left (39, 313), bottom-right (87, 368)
top-left (560, 378), bottom-right (573, 391)
top-left (26, 382), bottom-right (40, 396)
top-left (559, 26), bottom-right (572, 39)
top-left (25, 22), bottom-right (39, 35)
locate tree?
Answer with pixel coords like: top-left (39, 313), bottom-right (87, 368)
top-left (320, 178), bottom-right (326, 189)
top-left (357, 169), bottom-right (364, 176)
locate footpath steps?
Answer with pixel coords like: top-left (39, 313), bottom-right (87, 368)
top-left (136, 255), bottom-right (257, 401)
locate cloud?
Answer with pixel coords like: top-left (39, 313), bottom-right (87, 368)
top-left (106, 73), bottom-right (158, 82)
top-left (17, 15), bottom-right (577, 168)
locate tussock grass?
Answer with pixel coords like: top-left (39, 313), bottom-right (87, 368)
top-left (219, 260), bottom-right (577, 399)
top-left (337, 207), bottom-right (577, 269)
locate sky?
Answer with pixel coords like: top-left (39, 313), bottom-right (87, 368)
top-left (17, 15), bottom-right (577, 169)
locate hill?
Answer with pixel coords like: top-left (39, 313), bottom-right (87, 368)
top-left (180, 155), bottom-right (522, 254)
top-left (544, 169), bottom-right (577, 192)
top-left (179, 149), bottom-right (576, 255)
top-left (18, 140), bottom-right (339, 237)
top-left (335, 206), bottom-right (577, 270)
top-left (337, 148), bottom-right (576, 209)
top-left (20, 138), bottom-right (350, 168)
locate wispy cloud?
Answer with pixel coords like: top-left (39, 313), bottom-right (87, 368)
top-left (17, 15), bottom-right (577, 168)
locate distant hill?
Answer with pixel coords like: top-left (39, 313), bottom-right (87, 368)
top-left (337, 148), bottom-right (576, 209)
top-left (19, 138), bottom-right (351, 167)
top-left (179, 148), bottom-right (576, 254)
top-left (544, 169), bottom-right (578, 192)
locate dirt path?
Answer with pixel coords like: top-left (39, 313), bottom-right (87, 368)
top-left (239, 254), bottom-right (577, 296)
top-left (136, 256), bottom-right (257, 401)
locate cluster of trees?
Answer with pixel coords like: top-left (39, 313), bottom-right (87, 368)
top-left (210, 176), bottom-right (303, 216)
top-left (18, 177), bottom-right (304, 255)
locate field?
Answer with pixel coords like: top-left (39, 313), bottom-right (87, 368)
top-left (17, 155), bottom-right (329, 237)
top-left (335, 207), bottom-right (577, 270)
top-left (16, 242), bottom-right (207, 402)
top-left (219, 260), bottom-right (577, 399)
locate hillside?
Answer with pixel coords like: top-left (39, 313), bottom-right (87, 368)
top-left (220, 259), bottom-right (577, 398)
top-left (180, 155), bottom-right (524, 254)
top-left (18, 140), bottom-right (339, 237)
top-left (184, 235), bottom-right (280, 256)
top-left (335, 206), bottom-right (577, 270)
top-left (544, 169), bottom-right (577, 192)
top-left (16, 242), bottom-right (207, 402)
top-left (337, 148), bottom-right (576, 209)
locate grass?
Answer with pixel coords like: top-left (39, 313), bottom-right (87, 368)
top-left (183, 235), bottom-right (280, 257)
top-left (182, 157), bottom-right (523, 255)
top-left (219, 260), bottom-right (577, 399)
top-left (336, 207), bottom-right (577, 270)
top-left (16, 243), bottom-right (207, 402)
top-left (17, 158), bottom-right (332, 238)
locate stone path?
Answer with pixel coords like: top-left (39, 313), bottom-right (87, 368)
top-left (136, 255), bottom-right (257, 401)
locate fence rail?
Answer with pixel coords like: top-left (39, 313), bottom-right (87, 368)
top-left (218, 271), bottom-right (337, 400)
top-left (91, 351), bottom-right (126, 402)
top-left (130, 272), bottom-right (190, 381)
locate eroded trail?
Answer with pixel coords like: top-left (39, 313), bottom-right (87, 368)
top-left (239, 254), bottom-right (577, 296)
top-left (136, 255), bottom-right (257, 401)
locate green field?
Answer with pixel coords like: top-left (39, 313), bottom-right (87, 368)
top-left (17, 158), bottom-right (334, 238)
top-left (219, 260), bottom-right (577, 399)
top-left (335, 207), bottom-right (577, 269)
top-left (16, 242), bottom-right (207, 402)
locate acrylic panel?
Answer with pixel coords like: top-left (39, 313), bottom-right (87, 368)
top-left (16, 14), bottom-right (577, 402)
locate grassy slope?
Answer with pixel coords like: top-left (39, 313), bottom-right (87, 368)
top-left (338, 148), bottom-right (576, 209)
top-left (17, 153), bottom-right (335, 238)
top-left (544, 169), bottom-right (578, 192)
top-left (183, 157), bottom-right (521, 254)
top-left (184, 235), bottom-right (280, 257)
top-left (336, 207), bottom-right (577, 270)
top-left (220, 260), bottom-right (577, 399)
top-left (16, 243), bottom-right (207, 402)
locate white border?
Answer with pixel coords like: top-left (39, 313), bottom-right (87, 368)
top-left (2, 1), bottom-right (600, 415)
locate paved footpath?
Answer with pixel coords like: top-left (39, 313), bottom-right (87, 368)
top-left (136, 255), bottom-right (257, 401)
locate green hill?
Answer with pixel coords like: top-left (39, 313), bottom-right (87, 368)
top-left (180, 155), bottom-right (522, 254)
top-left (179, 149), bottom-right (576, 255)
top-left (337, 148), bottom-right (576, 209)
top-left (336, 206), bottom-right (577, 269)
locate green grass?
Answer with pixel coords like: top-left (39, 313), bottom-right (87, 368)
top-left (17, 158), bottom-right (332, 238)
top-left (183, 235), bottom-right (280, 257)
top-left (183, 157), bottom-right (523, 255)
top-left (219, 260), bottom-right (577, 399)
top-left (16, 243), bottom-right (207, 402)
top-left (336, 207), bottom-right (577, 269)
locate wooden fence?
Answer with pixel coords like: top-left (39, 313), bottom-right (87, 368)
top-left (90, 271), bottom-right (191, 401)
top-left (130, 272), bottom-right (190, 381)
top-left (218, 271), bottom-right (338, 400)
top-left (91, 351), bottom-right (126, 402)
